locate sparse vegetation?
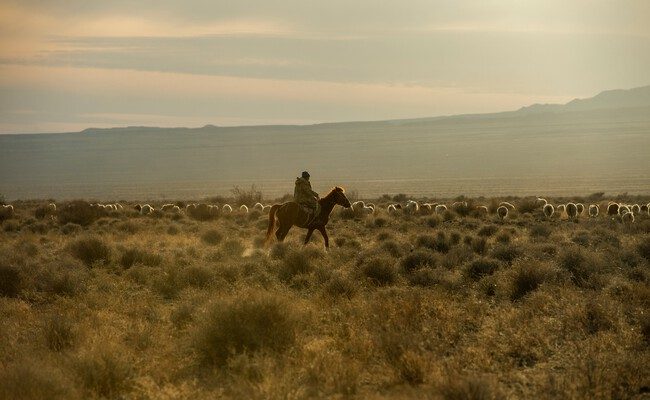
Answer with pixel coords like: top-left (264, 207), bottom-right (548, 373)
top-left (0, 196), bottom-right (647, 398)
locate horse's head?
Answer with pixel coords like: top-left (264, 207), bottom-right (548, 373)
top-left (329, 186), bottom-right (351, 208)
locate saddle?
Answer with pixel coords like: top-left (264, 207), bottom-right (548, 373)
top-left (298, 202), bottom-right (321, 227)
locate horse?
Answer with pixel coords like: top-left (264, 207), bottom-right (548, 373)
top-left (266, 186), bottom-right (351, 249)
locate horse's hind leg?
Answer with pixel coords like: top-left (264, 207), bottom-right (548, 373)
top-left (276, 224), bottom-right (291, 241)
top-left (304, 228), bottom-right (315, 245)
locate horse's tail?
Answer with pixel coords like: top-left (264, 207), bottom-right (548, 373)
top-left (265, 204), bottom-right (281, 244)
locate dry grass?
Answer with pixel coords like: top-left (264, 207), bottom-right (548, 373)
top-left (0, 196), bottom-right (648, 398)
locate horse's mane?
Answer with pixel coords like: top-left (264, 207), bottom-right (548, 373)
top-left (323, 186), bottom-right (345, 199)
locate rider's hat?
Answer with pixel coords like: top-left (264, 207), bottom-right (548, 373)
top-left (301, 171), bottom-right (310, 179)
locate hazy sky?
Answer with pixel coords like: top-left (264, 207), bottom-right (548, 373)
top-left (1, 1), bottom-right (649, 133)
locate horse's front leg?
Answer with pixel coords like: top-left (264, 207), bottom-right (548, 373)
top-left (304, 228), bottom-right (315, 245)
top-left (317, 226), bottom-right (329, 250)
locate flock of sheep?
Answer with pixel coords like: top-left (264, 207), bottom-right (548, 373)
top-left (1, 198), bottom-right (648, 224)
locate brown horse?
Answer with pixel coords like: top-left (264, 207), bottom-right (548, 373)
top-left (266, 186), bottom-right (351, 249)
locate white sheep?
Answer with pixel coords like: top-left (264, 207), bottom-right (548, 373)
top-left (632, 204), bottom-right (641, 214)
top-left (351, 201), bottom-right (366, 212)
top-left (588, 204), bottom-right (599, 217)
top-left (405, 200), bottom-right (419, 214)
top-left (172, 205), bottom-right (181, 213)
top-left (476, 205), bottom-right (489, 215)
top-left (0, 204), bottom-right (15, 219)
top-left (606, 203), bottom-right (619, 216)
top-left (621, 210), bottom-right (635, 224)
top-left (208, 205), bottom-right (219, 216)
top-left (543, 204), bottom-right (555, 218)
top-left (47, 203), bottom-right (57, 213)
top-left (140, 204), bottom-right (154, 215)
top-left (435, 204), bottom-right (447, 214)
top-left (253, 202), bottom-right (264, 211)
top-left (497, 205), bottom-right (508, 220)
top-left (222, 204), bottom-right (233, 213)
top-left (576, 203), bottom-right (585, 215)
top-left (499, 201), bottom-right (516, 210)
top-left (536, 197), bottom-right (548, 207)
top-left (618, 205), bottom-right (631, 216)
top-left (387, 204), bottom-right (397, 213)
top-left (239, 205), bottom-right (249, 213)
top-left (566, 203), bottom-right (578, 220)
top-left (262, 205), bottom-right (272, 213)
top-left (362, 206), bottom-right (374, 214)
top-left (420, 203), bottom-right (433, 213)
top-left (161, 203), bottom-right (175, 211)
top-left (115, 203), bottom-right (124, 210)
top-left (452, 201), bottom-right (467, 209)
top-left (557, 204), bottom-right (566, 214)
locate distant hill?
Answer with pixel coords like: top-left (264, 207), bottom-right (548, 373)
top-left (1, 85), bottom-right (649, 200)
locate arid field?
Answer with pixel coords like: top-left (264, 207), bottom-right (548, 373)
top-left (1, 193), bottom-right (649, 399)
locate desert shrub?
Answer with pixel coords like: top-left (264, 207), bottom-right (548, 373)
top-left (69, 236), bottom-right (111, 267)
top-left (324, 273), bottom-right (356, 299)
top-left (3, 220), bottom-right (20, 232)
top-left (381, 239), bottom-right (404, 258)
top-left (416, 232), bottom-right (450, 253)
top-left (270, 241), bottom-right (290, 259)
top-left (201, 229), bottom-right (223, 245)
top-left (591, 227), bottom-right (621, 248)
top-left (454, 202), bottom-right (472, 217)
top-left (465, 258), bottom-right (500, 281)
top-left (637, 235), bottom-right (650, 261)
top-left (495, 231), bottom-right (511, 244)
top-left (0, 361), bottom-right (73, 400)
top-left (396, 350), bottom-right (426, 385)
top-left (509, 262), bottom-right (554, 301)
top-left (401, 250), bottom-right (438, 273)
top-left (581, 301), bottom-right (615, 334)
top-left (470, 236), bottom-right (487, 254)
top-left (529, 224), bottom-right (552, 239)
top-left (57, 200), bottom-right (100, 226)
top-left (571, 231), bottom-right (591, 247)
top-left (407, 268), bottom-right (443, 287)
top-left (0, 264), bottom-right (23, 297)
top-left (231, 184), bottom-right (263, 206)
top-left (517, 198), bottom-right (539, 214)
top-left (491, 244), bottom-right (523, 264)
top-left (167, 224), bottom-right (180, 235)
top-left (477, 225), bottom-right (498, 237)
top-left (44, 314), bottom-right (77, 351)
top-left (171, 302), bottom-right (195, 329)
top-left (279, 250), bottom-right (313, 282)
top-left (221, 239), bottom-right (245, 257)
top-left (440, 375), bottom-right (500, 400)
top-left (35, 263), bottom-right (87, 296)
top-left (75, 348), bottom-right (133, 398)
top-left (182, 265), bottom-right (215, 288)
top-left (34, 205), bottom-right (49, 219)
top-left (376, 231), bottom-right (393, 241)
top-left (425, 215), bottom-right (442, 228)
top-left (373, 217), bottom-right (388, 228)
top-left (119, 247), bottom-right (162, 268)
top-left (641, 315), bottom-right (650, 344)
top-left (360, 256), bottom-right (398, 286)
top-left (559, 248), bottom-right (602, 288)
top-left (194, 291), bottom-right (299, 365)
top-left (60, 222), bottom-right (81, 235)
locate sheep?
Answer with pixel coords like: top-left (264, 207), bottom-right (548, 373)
top-left (395, 204), bottom-right (403, 209)
top-left (641, 204), bottom-right (649, 213)
top-left (576, 203), bottom-right (585, 215)
top-left (366, 203), bottom-right (376, 211)
top-left (262, 205), bottom-right (272, 213)
top-left (543, 204), bottom-right (555, 218)
top-left (351, 201), bottom-right (366, 212)
top-left (208, 205), bottom-right (219, 216)
top-left (161, 203), bottom-right (175, 212)
top-left (0, 204), bottom-right (15, 219)
top-left (253, 202), bottom-right (264, 211)
top-left (239, 205), bottom-right (249, 213)
top-left (497, 205), bottom-right (508, 220)
top-left (606, 203), bottom-right (619, 216)
top-left (134, 204), bottom-right (142, 212)
top-left (222, 204), bottom-right (233, 213)
top-left (476, 205), bottom-right (489, 215)
top-left (566, 203), bottom-right (578, 220)
top-left (420, 203), bottom-right (433, 213)
top-left (47, 203), bottom-right (57, 213)
top-left (618, 205), bottom-right (631, 216)
top-left (452, 201), bottom-right (467, 208)
top-left (588, 204), bottom-right (599, 217)
top-left (362, 206), bottom-right (374, 214)
top-left (632, 204), bottom-right (641, 214)
top-left (115, 203), bottom-right (124, 210)
top-left (387, 204), bottom-right (397, 213)
top-left (621, 210), bottom-right (635, 224)
top-left (499, 201), bottom-right (516, 210)
top-left (171, 205), bottom-right (181, 213)
top-left (405, 200), bottom-right (419, 214)
top-left (435, 204), bottom-right (447, 214)
top-left (140, 204), bottom-right (153, 215)
top-left (557, 204), bottom-right (566, 213)
top-left (536, 197), bottom-right (548, 207)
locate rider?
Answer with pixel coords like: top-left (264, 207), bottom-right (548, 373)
top-left (294, 171), bottom-right (320, 222)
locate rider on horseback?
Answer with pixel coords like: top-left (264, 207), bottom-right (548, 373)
top-left (294, 171), bottom-right (320, 224)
